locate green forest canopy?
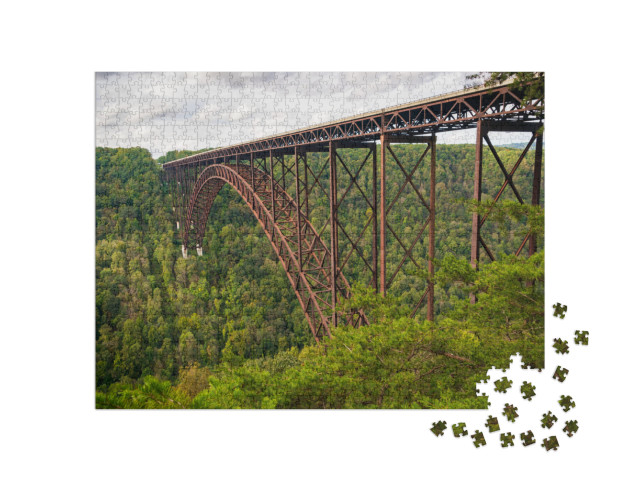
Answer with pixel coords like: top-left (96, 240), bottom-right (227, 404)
top-left (96, 143), bottom-right (544, 408)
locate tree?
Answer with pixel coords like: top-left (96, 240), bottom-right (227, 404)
top-left (176, 362), bottom-right (212, 398)
top-left (466, 72), bottom-right (545, 105)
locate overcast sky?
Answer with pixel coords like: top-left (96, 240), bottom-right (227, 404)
top-left (95, 72), bottom-right (531, 159)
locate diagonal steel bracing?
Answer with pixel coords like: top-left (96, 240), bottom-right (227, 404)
top-left (181, 162), bottom-right (367, 339)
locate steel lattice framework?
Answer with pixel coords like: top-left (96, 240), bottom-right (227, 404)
top-left (162, 80), bottom-right (544, 339)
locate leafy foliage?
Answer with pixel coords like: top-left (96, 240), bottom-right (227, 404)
top-left (466, 72), bottom-right (545, 105)
top-left (96, 144), bottom-right (544, 408)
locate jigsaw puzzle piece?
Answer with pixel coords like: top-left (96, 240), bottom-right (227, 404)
top-left (471, 430), bottom-right (486, 448)
top-left (541, 411), bottom-right (558, 429)
top-left (452, 423), bottom-right (468, 438)
top-left (520, 431), bottom-right (536, 446)
top-left (521, 381), bottom-right (536, 401)
top-left (553, 303), bottom-right (567, 318)
top-left (485, 416), bottom-right (500, 433)
top-left (563, 420), bottom-right (579, 437)
top-left (553, 338), bottom-right (569, 355)
top-left (559, 395), bottom-right (576, 412)
top-left (574, 330), bottom-right (589, 345)
top-left (494, 376), bottom-right (513, 393)
top-left (500, 432), bottom-right (515, 447)
top-left (430, 420), bottom-right (447, 436)
top-left (553, 366), bottom-right (569, 382)
top-left (541, 436), bottom-right (560, 451)
top-left (503, 404), bottom-right (519, 423)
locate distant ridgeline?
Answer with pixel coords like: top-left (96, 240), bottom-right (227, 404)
top-left (497, 142), bottom-right (545, 150)
top-left (96, 145), bottom-right (544, 407)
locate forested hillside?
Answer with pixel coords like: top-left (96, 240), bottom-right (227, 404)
top-left (96, 144), bottom-right (544, 408)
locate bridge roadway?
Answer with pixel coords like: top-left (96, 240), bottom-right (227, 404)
top-left (162, 79), bottom-right (542, 170)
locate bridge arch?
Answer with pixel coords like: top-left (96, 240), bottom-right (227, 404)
top-left (180, 163), bottom-right (367, 340)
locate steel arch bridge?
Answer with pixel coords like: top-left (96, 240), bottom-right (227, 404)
top-left (162, 79), bottom-right (544, 340)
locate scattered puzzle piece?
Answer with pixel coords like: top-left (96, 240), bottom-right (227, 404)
top-left (553, 366), bottom-right (569, 382)
top-left (494, 376), bottom-right (513, 393)
top-left (521, 381), bottom-right (536, 400)
top-left (430, 420), bottom-right (447, 436)
top-left (553, 338), bottom-right (569, 355)
top-left (541, 436), bottom-right (559, 451)
top-left (563, 420), bottom-right (579, 437)
top-left (520, 431), bottom-right (535, 446)
top-left (553, 303), bottom-right (567, 318)
top-left (559, 395), bottom-right (576, 412)
top-left (503, 404), bottom-right (519, 422)
top-left (452, 423), bottom-right (468, 438)
top-left (500, 432), bottom-right (515, 447)
top-left (574, 330), bottom-right (589, 345)
top-left (541, 411), bottom-right (558, 429)
top-left (485, 415), bottom-right (500, 433)
top-left (471, 430), bottom-right (486, 448)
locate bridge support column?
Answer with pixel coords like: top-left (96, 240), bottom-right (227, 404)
top-left (303, 152), bottom-right (309, 220)
top-left (470, 121), bottom-right (484, 305)
top-left (379, 134), bottom-right (387, 296)
top-left (427, 134), bottom-right (436, 322)
top-left (529, 130), bottom-right (543, 256)
top-left (250, 152), bottom-right (255, 192)
top-left (181, 245), bottom-right (188, 259)
top-left (329, 141), bottom-right (339, 328)
top-left (294, 147), bottom-right (304, 271)
top-left (269, 150), bottom-right (276, 221)
top-left (372, 144), bottom-right (378, 293)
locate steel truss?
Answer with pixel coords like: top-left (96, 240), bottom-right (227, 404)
top-left (163, 80), bottom-right (544, 338)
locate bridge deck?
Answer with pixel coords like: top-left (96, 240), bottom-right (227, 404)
top-left (162, 79), bottom-right (542, 169)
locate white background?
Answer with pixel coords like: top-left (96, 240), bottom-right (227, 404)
top-left (1, 1), bottom-right (638, 479)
